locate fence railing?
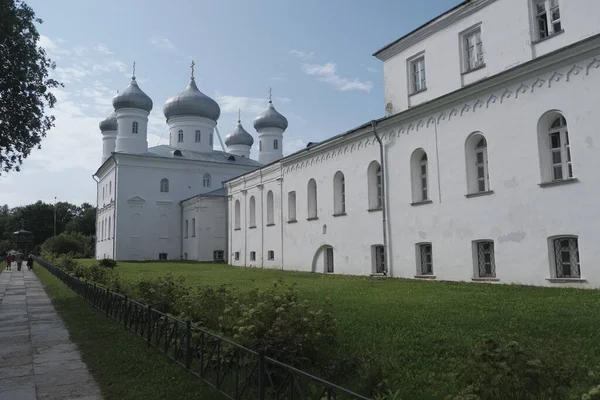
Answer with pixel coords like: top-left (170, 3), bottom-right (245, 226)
top-left (34, 257), bottom-right (371, 400)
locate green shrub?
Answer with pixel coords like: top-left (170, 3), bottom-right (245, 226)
top-left (453, 339), bottom-right (573, 399)
top-left (129, 273), bottom-right (190, 314)
top-left (41, 232), bottom-right (93, 258)
top-left (175, 285), bottom-right (231, 329)
top-left (98, 258), bottom-right (117, 269)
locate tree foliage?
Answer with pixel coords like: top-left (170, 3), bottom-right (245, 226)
top-left (0, 0), bottom-right (62, 173)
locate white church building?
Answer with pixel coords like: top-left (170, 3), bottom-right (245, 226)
top-left (98, 0), bottom-right (600, 287)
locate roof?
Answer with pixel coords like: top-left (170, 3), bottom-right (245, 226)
top-left (180, 187), bottom-right (226, 204)
top-left (372, 0), bottom-right (470, 58)
top-left (134, 145), bottom-right (262, 167)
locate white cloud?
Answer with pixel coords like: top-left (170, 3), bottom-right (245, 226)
top-left (283, 137), bottom-right (306, 155)
top-left (302, 62), bottom-right (373, 92)
top-left (150, 38), bottom-right (176, 50)
top-left (271, 73), bottom-right (287, 82)
top-left (216, 94), bottom-right (270, 116)
top-left (366, 67), bottom-right (379, 73)
top-left (93, 44), bottom-right (114, 55)
top-left (289, 49), bottom-right (315, 60)
top-left (92, 60), bottom-right (127, 74)
top-left (38, 35), bottom-right (71, 59)
top-left (54, 65), bottom-right (89, 84)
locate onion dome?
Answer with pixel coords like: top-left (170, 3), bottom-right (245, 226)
top-left (163, 77), bottom-right (221, 121)
top-left (99, 111), bottom-right (117, 132)
top-left (225, 118), bottom-right (254, 147)
top-left (253, 101), bottom-right (288, 131)
top-left (112, 77), bottom-right (153, 112)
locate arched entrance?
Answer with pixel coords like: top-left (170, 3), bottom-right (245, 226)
top-left (311, 244), bottom-right (334, 274)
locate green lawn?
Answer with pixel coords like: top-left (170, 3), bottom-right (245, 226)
top-left (34, 265), bottom-right (218, 400)
top-left (77, 260), bottom-right (600, 398)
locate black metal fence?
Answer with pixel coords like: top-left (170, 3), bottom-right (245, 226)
top-left (34, 257), bottom-right (370, 400)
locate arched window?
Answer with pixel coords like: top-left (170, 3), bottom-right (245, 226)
top-left (178, 130), bottom-right (184, 143)
top-left (367, 161), bottom-right (382, 210)
top-left (160, 178), bottom-right (169, 193)
top-left (234, 200), bottom-right (241, 230)
top-left (101, 220), bottom-right (104, 240)
top-left (209, 133), bottom-right (214, 146)
top-left (108, 217), bottom-right (111, 239)
top-left (203, 174), bottom-right (211, 188)
top-left (273, 139), bottom-right (279, 150)
top-left (249, 196), bottom-right (256, 227)
top-left (259, 140), bottom-right (263, 151)
top-left (266, 190), bottom-right (274, 225)
top-left (102, 186), bottom-right (105, 200)
top-left (132, 121), bottom-right (138, 134)
top-left (288, 191), bottom-right (297, 222)
top-left (465, 133), bottom-right (490, 194)
top-left (333, 171), bottom-right (345, 215)
top-left (307, 179), bottom-right (318, 219)
top-left (109, 181), bottom-right (112, 195)
top-left (410, 149), bottom-right (429, 203)
top-left (538, 112), bottom-right (572, 183)
top-left (195, 130), bottom-right (201, 142)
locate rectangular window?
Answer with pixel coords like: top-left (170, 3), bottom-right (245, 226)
top-left (534, 0), bottom-right (561, 40)
top-left (420, 160), bottom-right (428, 201)
top-left (213, 250), bottom-right (224, 262)
top-left (268, 250), bottom-right (274, 260)
top-left (250, 251), bottom-right (256, 261)
top-left (195, 130), bottom-right (201, 142)
top-left (418, 243), bottom-right (433, 275)
top-left (373, 245), bottom-right (385, 274)
top-left (234, 251), bottom-right (240, 261)
top-left (191, 218), bottom-right (196, 237)
top-left (409, 56), bottom-right (426, 93)
top-left (376, 167), bottom-right (383, 209)
top-left (288, 191), bottom-right (297, 222)
top-left (159, 253), bottom-right (167, 260)
top-left (274, 139), bottom-right (278, 150)
top-left (178, 131), bottom-right (184, 143)
top-left (325, 248), bottom-right (334, 273)
top-left (552, 237), bottom-right (580, 278)
top-left (185, 220), bottom-right (188, 238)
top-left (464, 28), bottom-right (484, 71)
top-left (475, 241), bottom-right (496, 278)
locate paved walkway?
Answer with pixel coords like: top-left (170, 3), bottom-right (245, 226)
top-left (0, 267), bottom-right (102, 400)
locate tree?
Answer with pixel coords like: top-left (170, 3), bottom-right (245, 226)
top-left (0, 0), bottom-right (62, 173)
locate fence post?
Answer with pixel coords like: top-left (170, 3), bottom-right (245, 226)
top-left (258, 352), bottom-right (266, 400)
top-left (123, 295), bottom-right (128, 329)
top-left (105, 288), bottom-right (110, 317)
top-left (186, 320), bottom-right (192, 369)
top-left (146, 304), bottom-right (152, 346)
top-left (93, 283), bottom-right (97, 308)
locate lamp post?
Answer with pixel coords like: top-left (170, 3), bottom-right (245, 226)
top-left (53, 196), bottom-right (57, 237)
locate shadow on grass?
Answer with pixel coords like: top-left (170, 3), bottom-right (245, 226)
top-left (34, 266), bottom-right (219, 400)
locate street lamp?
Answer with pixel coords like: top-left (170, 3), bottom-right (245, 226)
top-left (53, 196), bottom-right (57, 237)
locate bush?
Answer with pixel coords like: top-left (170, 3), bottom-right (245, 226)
top-left (175, 285), bottom-right (231, 329)
top-left (99, 258), bottom-right (117, 269)
top-left (41, 231), bottom-right (94, 258)
top-left (129, 273), bottom-right (190, 314)
top-left (453, 339), bottom-right (573, 399)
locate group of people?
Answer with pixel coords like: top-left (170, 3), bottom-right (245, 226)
top-left (4, 251), bottom-right (33, 271)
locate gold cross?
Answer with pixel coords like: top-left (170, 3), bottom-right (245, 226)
top-left (268, 87), bottom-right (272, 103)
top-left (190, 60), bottom-right (195, 79)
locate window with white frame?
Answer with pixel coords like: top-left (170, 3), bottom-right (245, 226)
top-left (333, 171), bottom-right (346, 215)
top-left (274, 139), bottom-right (278, 150)
top-left (250, 251), bottom-right (256, 261)
top-left (191, 218), bottom-right (196, 237)
top-left (266, 190), bottom-right (274, 225)
top-left (466, 133), bottom-right (490, 194)
top-left (178, 130), bottom-right (184, 143)
top-left (185, 219), bottom-right (189, 238)
top-left (463, 27), bottom-right (484, 71)
top-left (417, 243), bottom-right (433, 275)
top-left (234, 199), bottom-right (241, 229)
top-left (368, 161), bottom-right (383, 210)
top-left (373, 245), bottom-right (385, 274)
top-left (307, 179), bottom-right (318, 219)
top-left (410, 149), bottom-right (429, 203)
top-left (409, 56), bottom-right (426, 93)
top-left (549, 116), bottom-right (572, 181)
top-left (160, 178), bottom-right (169, 193)
top-left (551, 236), bottom-right (580, 278)
top-left (213, 250), bottom-right (224, 262)
top-left (288, 191), bottom-right (296, 222)
top-left (534, 0), bottom-right (561, 40)
top-left (132, 121), bottom-right (138, 134)
top-left (195, 130), bottom-right (201, 142)
top-left (249, 196), bottom-right (256, 227)
top-left (474, 240), bottom-right (496, 278)
top-left (203, 173), bottom-right (211, 188)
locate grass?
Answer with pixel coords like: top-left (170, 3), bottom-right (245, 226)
top-left (77, 260), bottom-right (600, 398)
top-left (34, 265), bottom-right (218, 400)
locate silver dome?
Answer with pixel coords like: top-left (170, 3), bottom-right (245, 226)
top-left (99, 111), bottom-right (117, 132)
top-left (112, 77), bottom-right (153, 112)
top-left (163, 78), bottom-right (221, 121)
top-left (254, 102), bottom-right (288, 131)
top-left (225, 120), bottom-right (254, 147)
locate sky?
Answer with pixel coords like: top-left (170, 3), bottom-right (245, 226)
top-left (0, 0), bottom-right (460, 208)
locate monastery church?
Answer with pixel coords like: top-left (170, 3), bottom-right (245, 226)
top-left (96, 0), bottom-right (600, 288)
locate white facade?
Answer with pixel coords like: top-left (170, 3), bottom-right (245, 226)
top-left (181, 191), bottom-right (227, 262)
top-left (227, 0), bottom-right (600, 288)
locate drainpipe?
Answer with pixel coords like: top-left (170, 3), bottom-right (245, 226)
top-left (279, 170), bottom-right (284, 271)
top-left (371, 120), bottom-right (390, 277)
top-left (92, 174), bottom-right (99, 260)
top-left (113, 158), bottom-right (118, 259)
top-left (260, 170), bottom-right (264, 269)
top-left (180, 198), bottom-right (184, 260)
top-left (243, 178), bottom-right (247, 267)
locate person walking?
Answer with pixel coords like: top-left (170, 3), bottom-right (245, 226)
top-left (15, 251), bottom-right (24, 271)
top-left (5, 253), bottom-right (12, 271)
top-left (26, 254), bottom-right (34, 270)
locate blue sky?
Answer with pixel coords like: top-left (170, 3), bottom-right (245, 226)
top-left (0, 0), bottom-right (459, 207)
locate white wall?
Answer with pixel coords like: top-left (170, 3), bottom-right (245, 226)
top-left (381, 0), bottom-right (600, 114)
top-left (115, 108), bottom-right (149, 154)
top-left (96, 163), bottom-right (116, 259)
top-left (182, 196), bottom-right (227, 261)
top-left (167, 116), bottom-right (216, 153)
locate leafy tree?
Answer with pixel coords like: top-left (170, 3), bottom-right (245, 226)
top-left (0, 0), bottom-right (62, 173)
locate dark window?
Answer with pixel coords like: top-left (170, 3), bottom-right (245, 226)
top-left (159, 253), bottom-right (167, 260)
top-left (268, 250), bottom-right (274, 260)
top-left (476, 241), bottom-right (495, 278)
top-left (250, 251), bottom-right (256, 261)
top-left (419, 243), bottom-right (433, 275)
top-left (213, 250), bottom-right (224, 262)
top-left (553, 237), bottom-right (580, 278)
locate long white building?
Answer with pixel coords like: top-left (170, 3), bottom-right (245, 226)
top-left (226, 0), bottom-right (600, 287)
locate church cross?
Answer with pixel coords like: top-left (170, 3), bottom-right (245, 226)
top-left (238, 108), bottom-right (241, 122)
top-left (190, 60), bottom-right (195, 79)
top-left (132, 61), bottom-right (136, 79)
top-left (268, 87), bottom-right (273, 103)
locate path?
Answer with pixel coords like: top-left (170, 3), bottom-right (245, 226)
top-left (0, 267), bottom-right (102, 400)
